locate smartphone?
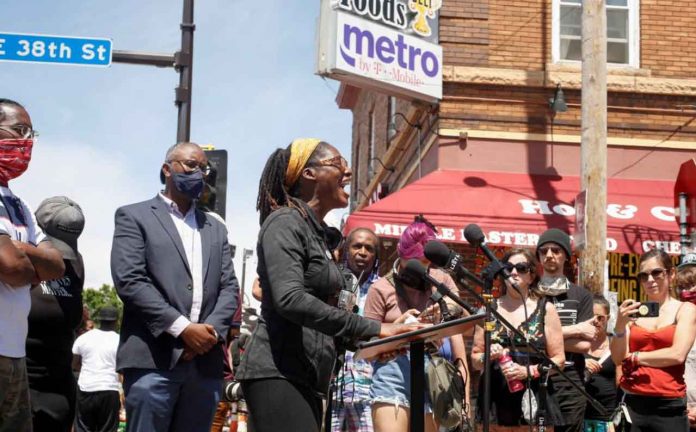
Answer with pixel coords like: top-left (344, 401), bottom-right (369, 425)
top-left (630, 301), bottom-right (659, 317)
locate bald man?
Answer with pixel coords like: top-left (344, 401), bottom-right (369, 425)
top-left (110, 143), bottom-right (239, 432)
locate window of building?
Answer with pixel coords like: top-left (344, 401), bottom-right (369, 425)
top-left (553, 0), bottom-right (639, 67)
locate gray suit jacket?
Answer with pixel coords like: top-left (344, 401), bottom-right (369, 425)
top-left (110, 196), bottom-right (239, 377)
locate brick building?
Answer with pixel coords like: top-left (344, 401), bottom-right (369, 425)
top-left (339, 0), bottom-right (696, 299)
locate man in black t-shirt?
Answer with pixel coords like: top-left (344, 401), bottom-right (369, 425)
top-left (536, 228), bottom-right (597, 432)
top-left (26, 196), bottom-right (86, 432)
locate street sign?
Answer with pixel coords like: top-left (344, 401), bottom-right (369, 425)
top-left (0, 32), bottom-right (112, 67)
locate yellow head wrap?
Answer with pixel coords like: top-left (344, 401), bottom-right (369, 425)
top-left (285, 138), bottom-right (322, 189)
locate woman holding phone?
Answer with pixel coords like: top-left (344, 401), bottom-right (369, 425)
top-left (363, 216), bottom-right (470, 432)
top-left (610, 249), bottom-right (696, 431)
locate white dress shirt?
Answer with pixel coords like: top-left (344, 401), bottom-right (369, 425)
top-left (159, 193), bottom-right (204, 338)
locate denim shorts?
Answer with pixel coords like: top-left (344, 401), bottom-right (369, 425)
top-left (370, 353), bottom-right (432, 411)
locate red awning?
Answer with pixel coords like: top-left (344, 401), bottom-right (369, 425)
top-left (344, 170), bottom-right (680, 255)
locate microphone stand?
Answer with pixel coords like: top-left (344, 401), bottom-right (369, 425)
top-left (439, 261), bottom-right (609, 432)
top-left (481, 263), bottom-right (497, 432)
top-left (537, 363), bottom-right (552, 432)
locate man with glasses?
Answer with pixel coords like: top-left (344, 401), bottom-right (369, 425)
top-left (111, 142), bottom-right (239, 432)
top-left (0, 99), bottom-right (65, 432)
top-left (535, 228), bottom-right (595, 432)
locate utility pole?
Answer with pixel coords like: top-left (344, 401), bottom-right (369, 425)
top-left (176, 0), bottom-right (195, 143)
top-left (111, 0), bottom-right (194, 142)
top-left (580, 0), bottom-right (607, 293)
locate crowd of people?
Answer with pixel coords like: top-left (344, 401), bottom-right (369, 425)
top-left (1, 97), bottom-right (695, 432)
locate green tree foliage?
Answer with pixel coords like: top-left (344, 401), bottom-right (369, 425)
top-left (83, 284), bottom-right (123, 328)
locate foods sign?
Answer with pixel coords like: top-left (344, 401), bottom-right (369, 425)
top-left (316, 0), bottom-right (443, 102)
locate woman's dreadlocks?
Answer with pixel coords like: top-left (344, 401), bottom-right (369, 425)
top-left (257, 148), bottom-right (292, 225)
top-left (257, 143), bottom-right (331, 225)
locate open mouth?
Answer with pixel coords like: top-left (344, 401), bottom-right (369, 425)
top-left (339, 179), bottom-right (351, 196)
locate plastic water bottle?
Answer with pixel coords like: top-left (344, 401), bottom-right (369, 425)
top-left (498, 352), bottom-right (524, 393)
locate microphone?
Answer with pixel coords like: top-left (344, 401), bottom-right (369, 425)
top-left (424, 240), bottom-right (485, 288)
top-left (463, 224), bottom-right (518, 289)
top-left (403, 259), bottom-right (478, 315)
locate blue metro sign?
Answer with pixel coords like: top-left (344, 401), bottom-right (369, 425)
top-left (0, 32), bottom-right (112, 67)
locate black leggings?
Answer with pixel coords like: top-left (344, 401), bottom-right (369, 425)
top-left (241, 378), bottom-right (323, 432)
top-left (625, 394), bottom-right (688, 432)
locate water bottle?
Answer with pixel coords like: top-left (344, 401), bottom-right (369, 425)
top-left (584, 419), bottom-right (607, 432)
top-left (497, 352), bottom-right (524, 393)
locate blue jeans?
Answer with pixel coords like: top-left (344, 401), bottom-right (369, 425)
top-left (122, 362), bottom-right (221, 432)
top-left (0, 355), bottom-right (31, 432)
top-left (370, 353), bottom-right (431, 411)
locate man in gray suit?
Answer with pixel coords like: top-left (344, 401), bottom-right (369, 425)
top-left (111, 142), bottom-right (239, 432)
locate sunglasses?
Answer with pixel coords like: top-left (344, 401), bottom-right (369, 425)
top-left (636, 268), bottom-right (667, 283)
top-left (539, 246), bottom-right (563, 255)
top-left (504, 262), bottom-right (532, 274)
top-left (311, 155), bottom-right (348, 172)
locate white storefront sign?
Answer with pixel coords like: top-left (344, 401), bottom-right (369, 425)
top-left (370, 199), bottom-right (681, 254)
top-left (316, 0), bottom-right (443, 102)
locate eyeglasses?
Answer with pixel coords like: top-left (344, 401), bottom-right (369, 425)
top-left (636, 268), bottom-right (667, 283)
top-left (312, 155), bottom-right (348, 172)
top-left (0, 124), bottom-right (39, 139)
top-left (594, 314), bottom-right (608, 320)
top-left (504, 262), bottom-right (532, 274)
top-left (170, 159), bottom-right (211, 176)
top-left (539, 246), bottom-right (563, 255)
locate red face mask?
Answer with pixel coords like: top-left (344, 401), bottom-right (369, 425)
top-left (0, 139), bottom-right (33, 185)
top-left (680, 289), bottom-right (696, 304)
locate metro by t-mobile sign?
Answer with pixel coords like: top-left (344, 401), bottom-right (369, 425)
top-left (316, 0), bottom-right (443, 102)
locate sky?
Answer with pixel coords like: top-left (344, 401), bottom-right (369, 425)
top-left (1, 0), bottom-right (353, 303)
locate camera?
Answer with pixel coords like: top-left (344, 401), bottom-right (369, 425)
top-left (223, 380), bottom-right (243, 402)
top-left (337, 267), bottom-right (360, 313)
top-left (629, 301), bottom-right (659, 318)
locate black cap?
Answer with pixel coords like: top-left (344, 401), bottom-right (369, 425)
top-left (96, 306), bottom-right (119, 322)
top-left (536, 228), bottom-right (572, 259)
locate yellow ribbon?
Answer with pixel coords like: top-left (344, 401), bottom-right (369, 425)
top-left (285, 138), bottom-right (321, 189)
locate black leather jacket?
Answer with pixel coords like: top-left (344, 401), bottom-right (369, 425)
top-left (236, 201), bottom-right (380, 396)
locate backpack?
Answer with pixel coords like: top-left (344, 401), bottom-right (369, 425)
top-left (426, 353), bottom-right (466, 429)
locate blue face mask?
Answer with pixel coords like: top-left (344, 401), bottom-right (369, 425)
top-left (170, 169), bottom-right (205, 200)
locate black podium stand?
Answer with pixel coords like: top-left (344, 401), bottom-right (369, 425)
top-left (355, 313), bottom-right (485, 432)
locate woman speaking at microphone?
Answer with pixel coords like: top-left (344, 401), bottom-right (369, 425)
top-left (235, 139), bottom-right (421, 432)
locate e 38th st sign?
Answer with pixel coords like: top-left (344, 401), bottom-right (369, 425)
top-left (0, 32), bottom-right (112, 67)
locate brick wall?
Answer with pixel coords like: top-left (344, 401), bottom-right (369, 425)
top-left (441, 0), bottom-right (696, 79)
top-left (350, 93), bottom-right (411, 202)
top-left (440, 84), bottom-right (696, 142)
top-left (345, 0), bottom-right (696, 209)
top-left (641, 0), bottom-right (696, 78)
